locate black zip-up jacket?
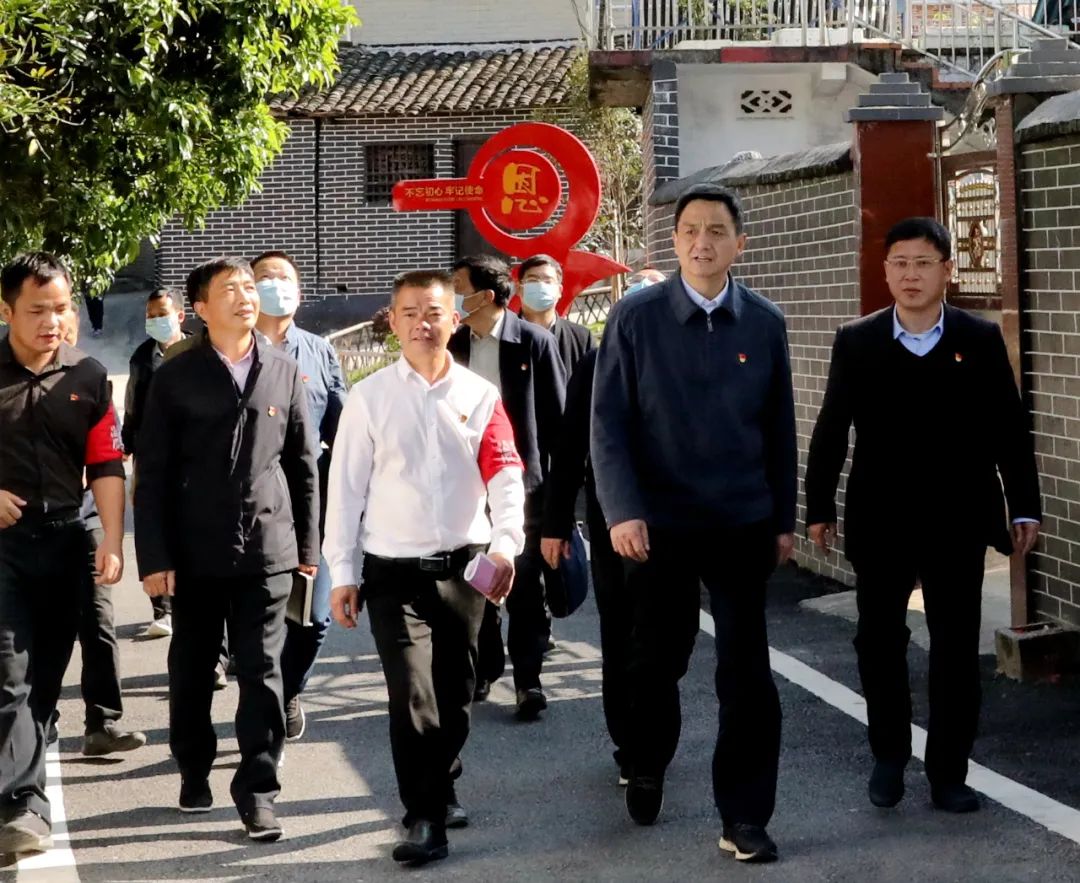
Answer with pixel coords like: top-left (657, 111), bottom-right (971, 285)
top-left (121, 331), bottom-right (191, 455)
top-left (133, 331), bottom-right (319, 580)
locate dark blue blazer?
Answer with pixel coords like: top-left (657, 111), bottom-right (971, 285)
top-left (449, 310), bottom-right (566, 497)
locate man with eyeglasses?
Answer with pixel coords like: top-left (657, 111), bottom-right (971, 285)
top-left (805, 216), bottom-right (1041, 815)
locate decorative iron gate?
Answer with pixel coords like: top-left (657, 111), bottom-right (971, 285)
top-left (939, 150), bottom-right (1001, 311)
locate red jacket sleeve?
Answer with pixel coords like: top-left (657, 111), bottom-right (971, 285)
top-left (478, 398), bottom-right (523, 484)
top-left (86, 402), bottom-right (124, 466)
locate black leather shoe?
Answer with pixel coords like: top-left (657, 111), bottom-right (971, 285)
top-left (625, 775), bottom-right (664, 825)
top-left (932, 783), bottom-right (980, 813)
top-left (392, 820), bottom-right (448, 865)
top-left (445, 802), bottom-right (468, 829)
top-left (868, 761), bottom-right (905, 808)
top-left (719, 824), bottom-right (778, 863)
top-left (515, 687), bottom-right (547, 721)
top-left (473, 679), bottom-right (491, 702)
top-left (178, 779), bottom-right (212, 813)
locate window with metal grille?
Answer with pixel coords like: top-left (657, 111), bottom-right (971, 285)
top-left (364, 143), bottom-right (435, 205)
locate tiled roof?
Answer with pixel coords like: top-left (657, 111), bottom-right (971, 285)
top-left (272, 44), bottom-right (578, 117)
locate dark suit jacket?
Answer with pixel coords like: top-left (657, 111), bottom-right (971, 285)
top-left (550, 317), bottom-right (594, 378)
top-left (134, 331), bottom-right (319, 580)
top-left (805, 305), bottom-right (1041, 563)
top-left (449, 310), bottom-right (567, 497)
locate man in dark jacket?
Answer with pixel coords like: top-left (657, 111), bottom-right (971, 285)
top-left (517, 253), bottom-right (594, 378)
top-left (592, 184), bottom-right (796, 862)
top-left (805, 217), bottom-right (1041, 815)
top-left (123, 287), bottom-right (188, 638)
top-left (449, 254), bottom-right (566, 720)
top-left (251, 249), bottom-right (347, 743)
top-left (134, 257), bottom-right (319, 843)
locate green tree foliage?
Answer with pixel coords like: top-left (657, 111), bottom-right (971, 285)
top-left (536, 54), bottom-right (643, 268)
top-left (0, 0), bottom-right (356, 293)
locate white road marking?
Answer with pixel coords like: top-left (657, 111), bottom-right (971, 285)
top-left (15, 742), bottom-right (80, 880)
top-left (699, 609), bottom-right (1080, 846)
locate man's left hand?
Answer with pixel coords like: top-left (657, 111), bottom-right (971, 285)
top-left (1012, 521), bottom-right (1040, 557)
top-left (776, 533), bottom-right (795, 567)
top-left (95, 537), bottom-right (124, 586)
top-left (540, 537), bottom-right (570, 571)
top-left (298, 563), bottom-right (318, 577)
top-left (487, 553), bottom-right (515, 604)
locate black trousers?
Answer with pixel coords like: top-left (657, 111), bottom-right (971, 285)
top-left (168, 571), bottom-right (290, 816)
top-left (853, 542), bottom-right (986, 787)
top-left (79, 527), bottom-right (123, 732)
top-left (624, 522), bottom-right (781, 828)
top-left (588, 510), bottom-right (632, 766)
top-left (476, 495), bottom-right (549, 690)
top-left (364, 552), bottom-right (486, 826)
top-left (85, 293), bottom-right (104, 331)
top-left (0, 520), bottom-right (86, 825)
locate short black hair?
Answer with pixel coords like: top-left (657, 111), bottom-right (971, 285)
top-left (185, 257), bottom-right (253, 306)
top-left (392, 269), bottom-right (454, 297)
top-left (251, 250), bottom-right (300, 277)
top-left (1, 252), bottom-right (72, 305)
top-left (519, 253), bottom-right (563, 282)
top-left (452, 255), bottom-right (512, 306)
top-left (884, 217), bottom-right (951, 260)
top-left (673, 184), bottom-right (745, 233)
top-left (148, 287), bottom-right (180, 307)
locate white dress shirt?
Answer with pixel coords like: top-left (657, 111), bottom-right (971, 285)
top-left (212, 337), bottom-right (256, 391)
top-left (469, 310), bottom-right (505, 388)
top-left (323, 354), bottom-right (526, 587)
top-left (681, 276), bottom-right (730, 313)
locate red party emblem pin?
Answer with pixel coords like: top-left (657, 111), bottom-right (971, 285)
top-left (69, 393), bottom-right (80, 401)
top-left (302, 375), bottom-right (310, 383)
top-left (738, 353), bottom-right (748, 364)
top-left (267, 405), bottom-right (278, 417)
top-left (955, 352), bottom-right (963, 362)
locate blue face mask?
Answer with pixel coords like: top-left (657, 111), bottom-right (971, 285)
top-left (256, 278), bottom-right (299, 317)
top-left (454, 291), bottom-right (482, 318)
top-left (145, 315), bottom-right (180, 344)
top-left (624, 281), bottom-right (649, 297)
top-left (522, 281), bottom-right (560, 312)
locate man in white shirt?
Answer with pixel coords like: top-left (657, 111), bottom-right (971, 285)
top-left (325, 269), bottom-right (525, 867)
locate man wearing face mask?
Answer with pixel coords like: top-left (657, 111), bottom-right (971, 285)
top-left (123, 288), bottom-right (189, 639)
top-left (517, 254), bottom-right (593, 378)
top-left (448, 255), bottom-right (566, 720)
top-left (624, 267), bottom-right (666, 298)
top-left (251, 250), bottom-right (347, 744)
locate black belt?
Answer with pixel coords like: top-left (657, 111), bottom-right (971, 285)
top-left (7, 507), bottom-right (82, 533)
top-left (366, 546), bottom-right (479, 574)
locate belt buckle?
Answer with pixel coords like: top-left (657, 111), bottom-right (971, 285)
top-left (418, 554), bottom-right (448, 573)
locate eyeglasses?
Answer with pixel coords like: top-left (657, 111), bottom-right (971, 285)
top-left (884, 258), bottom-right (945, 273)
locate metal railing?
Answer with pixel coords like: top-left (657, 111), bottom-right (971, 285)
top-left (600, 0), bottom-right (1076, 78)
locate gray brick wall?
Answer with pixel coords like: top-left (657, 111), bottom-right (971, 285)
top-left (644, 173), bottom-right (861, 583)
top-left (644, 61), bottom-right (679, 270)
top-left (158, 108), bottom-right (571, 311)
top-left (1020, 135), bottom-right (1080, 627)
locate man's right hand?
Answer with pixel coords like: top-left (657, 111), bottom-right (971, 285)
top-left (611, 519), bottom-right (650, 562)
top-left (0, 490), bottom-right (26, 529)
top-left (808, 522), bottom-right (837, 555)
top-left (143, 570), bottom-right (175, 597)
top-left (331, 585), bottom-right (362, 629)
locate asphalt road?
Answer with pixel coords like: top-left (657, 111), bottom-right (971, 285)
top-left (4, 535), bottom-right (1080, 882)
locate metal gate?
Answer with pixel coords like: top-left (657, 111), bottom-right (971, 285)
top-left (939, 150), bottom-right (1001, 312)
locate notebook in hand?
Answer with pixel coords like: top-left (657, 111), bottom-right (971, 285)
top-left (286, 570), bottom-right (315, 627)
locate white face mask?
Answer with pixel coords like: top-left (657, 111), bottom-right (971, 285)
top-left (255, 278), bottom-right (300, 317)
top-left (522, 281), bottom-right (560, 312)
top-left (145, 314), bottom-right (180, 344)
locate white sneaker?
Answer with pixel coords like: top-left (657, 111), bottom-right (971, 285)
top-left (143, 614), bottom-right (173, 638)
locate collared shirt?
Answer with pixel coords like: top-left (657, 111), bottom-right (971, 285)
top-left (469, 310), bottom-right (505, 387)
top-left (0, 335), bottom-right (124, 518)
top-left (323, 353), bottom-right (526, 587)
top-left (681, 276), bottom-right (730, 314)
top-left (212, 337), bottom-right (256, 391)
top-left (892, 305), bottom-right (945, 356)
top-left (269, 322), bottom-right (348, 453)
